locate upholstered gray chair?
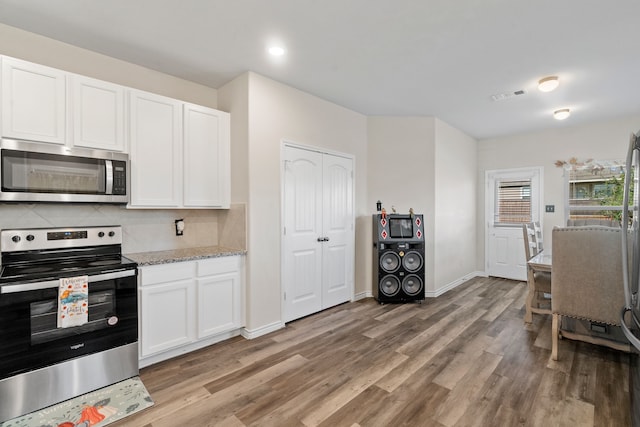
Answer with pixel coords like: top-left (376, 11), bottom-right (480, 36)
top-left (522, 222), bottom-right (551, 323)
top-left (551, 226), bottom-right (630, 360)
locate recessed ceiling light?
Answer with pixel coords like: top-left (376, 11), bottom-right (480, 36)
top-left (553, 108), bottom-right (571, 120)
top-left (538, 76), bottom-right (559, 92)
top-left (268, 46), bottom-right (286, 56)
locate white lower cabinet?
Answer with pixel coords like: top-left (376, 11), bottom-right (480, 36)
top-left (138, 255), bottom-right (244, 367)
top-left (140, 278), bottom-right (195, 356)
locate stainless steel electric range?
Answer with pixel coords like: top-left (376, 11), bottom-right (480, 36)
top-left (0, 226), bottom-right (139, 422)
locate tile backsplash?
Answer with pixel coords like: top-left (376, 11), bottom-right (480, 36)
top-left (0, 203), bottom-right (246, 254)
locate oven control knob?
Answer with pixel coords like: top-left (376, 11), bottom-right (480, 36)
top-left (108, 231), bottom-right (115, 237)
top-left (11, 235), bottom-right (20, 243)
top-left (98, 231), bottom-right (105, 238)
top-left (26, 234), bottom-right (35, 241)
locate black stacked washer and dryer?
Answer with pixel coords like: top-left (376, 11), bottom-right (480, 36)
top-left (372, 213), bottom-right (425, 303)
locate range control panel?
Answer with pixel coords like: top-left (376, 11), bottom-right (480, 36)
top-left (0, 226), bottom-right (122, 252)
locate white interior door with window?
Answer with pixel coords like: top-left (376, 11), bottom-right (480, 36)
top-left (282, 144), bottom-right (354, 323)
top-left (486, 168), bottom-right (542, 281)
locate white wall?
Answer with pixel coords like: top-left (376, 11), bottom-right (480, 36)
top-left (476, 114), bottom-right (640, 270)
top-left (434, 119), bottom-right (477, 289)
top-left (0, 23), bottom-right (217, 107)
top-left (218, 73), bottom-right (249, 204)
top-left (226, 72), bottom-right (368, 332)
top-left (367, 117), bottom-right (477, 295)
top-left (367, 117), bottom-right (436, 290)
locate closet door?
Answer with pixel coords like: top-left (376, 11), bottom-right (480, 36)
top-left (282, 145), bottom-right (354, 323)
top-left (322, 154), bottom-right (354, 308)
top-left (282, 147), bottom-right (324, 322)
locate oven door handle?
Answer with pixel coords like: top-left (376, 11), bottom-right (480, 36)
top-left (0, 269), bottom-right (137, 294)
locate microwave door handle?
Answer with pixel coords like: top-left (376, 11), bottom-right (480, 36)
top-left (105, 160), bottom-right (113, 195)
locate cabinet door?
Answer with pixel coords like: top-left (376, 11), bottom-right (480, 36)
top-left (129, 90), bottom-right (182, 207)
top-left (183, 104), bottom-right (230, 208)
top-left (139, 279), bottom-right (195, 357)
top-left (1, 56), bottom-right (66, 144)
top-left (71, 74), bottom-right (125, 151)
top-left (196, 271), bottom-right (242, 338)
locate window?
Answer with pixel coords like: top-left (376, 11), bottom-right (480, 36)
top-left (495, 179), bottom-right (532, 224)
top-left (564, 160), bottom-right (629, 223)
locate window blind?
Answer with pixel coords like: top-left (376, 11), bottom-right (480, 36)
top-left (495, 179), bottom-right (531, 224)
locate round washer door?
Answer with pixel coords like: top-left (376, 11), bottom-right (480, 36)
top-left (402, 274), bottom-right (424, 296)
top-left (380, 275), bottom-right (401, 297)
top-left (380, 252), bottom-right (400, 273)
top-left (402, 251), bottom-right (424, 272)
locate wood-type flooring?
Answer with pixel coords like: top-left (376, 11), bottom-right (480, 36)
top-left (114, 276), bottom-right (631, 426)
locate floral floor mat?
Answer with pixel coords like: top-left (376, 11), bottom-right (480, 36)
top-left (1, 376), bottom-right (153, 427)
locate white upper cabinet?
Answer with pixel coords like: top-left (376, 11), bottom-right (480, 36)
top-left (128, 92), bottom-right (231, 209)
top-left (0, 56), bottom-right (231, 208)
top-left (1, 56), bottom-right (66, 144)
top-left (70, 74), bottom-right (125, 151)
top-left (128, 90), bottom-right (182, 207)
top-left (183, 103), bottom-right (230, 208)
top-left (1, 56), bottom-right (126, 151)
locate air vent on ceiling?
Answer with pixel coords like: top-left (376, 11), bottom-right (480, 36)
top-left (491, 90), bottom-right (526, 101)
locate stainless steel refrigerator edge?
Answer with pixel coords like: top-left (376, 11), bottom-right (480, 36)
top-left (621, 131), bottom-right (640, 426)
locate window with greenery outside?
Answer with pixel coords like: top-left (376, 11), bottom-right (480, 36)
top-left (560, 158), bottom-right (632, 225)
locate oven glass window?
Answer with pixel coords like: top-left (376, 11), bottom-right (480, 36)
top-left (30, 290), bottom-right (115, 345)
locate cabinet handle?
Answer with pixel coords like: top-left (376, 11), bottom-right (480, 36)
top-left (317, 237), bottom-right (330, 242)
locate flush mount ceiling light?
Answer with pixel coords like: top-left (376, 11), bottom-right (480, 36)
top-left (268, 46), bottom-right (286, 56)
top-left (553, 108), bottom-right (571, 120)
top-left (538, 76), bottom-right (559, 92)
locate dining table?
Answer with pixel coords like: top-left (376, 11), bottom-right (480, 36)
top-left (527, 249), bottom-right (552, 272)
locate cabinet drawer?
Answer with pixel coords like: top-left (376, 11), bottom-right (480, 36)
top-left (197, 256), bottom-right (240, 277)
top-left (140, 261), bottom-right (196, 286)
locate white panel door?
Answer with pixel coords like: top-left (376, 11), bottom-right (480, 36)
top-left (322, 154), bottom-right (354, 308)
top-left (486, 168), bottom-right (542, 281)
top-left (283, 147), bottom-right (324, 322)
top-left (1, 57), bottom-right (66, 144)
top-left (488, 228), bottom-right (526, 280)
top-left (282, 145), bottom-right (354, 323)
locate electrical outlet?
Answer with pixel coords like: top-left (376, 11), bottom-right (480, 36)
top-left (545, 205), bottom-right (555, 213)
top-left (175, 219), bottom-right (185, 236)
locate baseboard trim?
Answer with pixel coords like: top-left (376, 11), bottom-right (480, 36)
top-left (354, 291), bottom-right (372, 301)
top-left (241, 320), bottom-right (285, 340)
top-left (426, 271), bottom-right (486, 298)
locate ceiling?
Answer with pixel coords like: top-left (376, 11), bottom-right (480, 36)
top-left (1, 0), bottom-right (639, 140)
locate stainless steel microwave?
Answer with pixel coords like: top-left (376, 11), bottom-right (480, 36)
top-left (0, 139), bottom-right (129, 203)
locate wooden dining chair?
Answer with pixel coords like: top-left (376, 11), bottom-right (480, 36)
top-left (522, 222), bottom-right (551, 323)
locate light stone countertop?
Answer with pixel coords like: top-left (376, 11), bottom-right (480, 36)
top-left (125, 246), bottom-right (246, 266)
